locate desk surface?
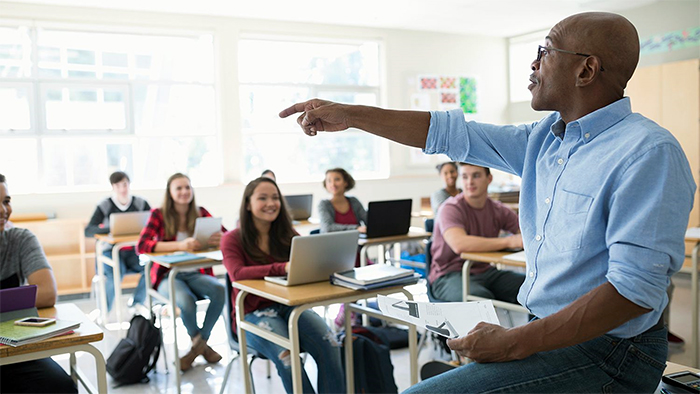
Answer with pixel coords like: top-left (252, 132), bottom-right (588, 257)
top-left (460, 251), bottom-right (527, 268)
top-left (358, 229), bottom-right (431, 246)
top-left (232, 279), bottom-right (410, 306)
top-left (665, 361), bottom-right (700, 374)
top-left (94, 233), bottom-right (140, 244)
top-left (0, 303), bottom-right (103, 358)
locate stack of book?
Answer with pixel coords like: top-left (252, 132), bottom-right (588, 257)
top-left (331, 264), bottom-right (420, 290)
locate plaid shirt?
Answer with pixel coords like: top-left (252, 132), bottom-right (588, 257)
top-left (137, 206), bottom-right (223, 290)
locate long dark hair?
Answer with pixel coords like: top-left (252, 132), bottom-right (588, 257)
top-left (162, 173), bottom-right (198, 239)
top-left (239, 177), bottom-right (295, 264)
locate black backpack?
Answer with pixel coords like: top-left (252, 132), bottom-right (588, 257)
top-left (339, 327), bottom-right (399, 393)
top-left (106, 314), bottom-right (162, 386)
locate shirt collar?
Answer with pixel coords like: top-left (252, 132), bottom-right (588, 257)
top-left (549, 97), bottom-right (632, 143)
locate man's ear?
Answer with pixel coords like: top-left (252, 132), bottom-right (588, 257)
top-left (576, 57), bottom-right (602, 87)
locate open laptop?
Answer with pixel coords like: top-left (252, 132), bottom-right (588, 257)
top-left (264, 230), bottom-right (359, 286)
top-left (109, 211), bottom-right (150, 236)
top-left (360, 199), bottom-right (413, 239)
top-left (285, 194), bottom-right (313, 221)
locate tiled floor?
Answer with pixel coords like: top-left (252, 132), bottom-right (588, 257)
top-left (54, 273), bottom-right (695, 393)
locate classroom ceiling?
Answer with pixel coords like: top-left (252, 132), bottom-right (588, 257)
top-left (7, 0), bottom-right (664, 37)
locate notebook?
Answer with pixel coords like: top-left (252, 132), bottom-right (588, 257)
top-left (285, 194), bottom-right (313, 221)
top-left (0, 319), bottom-right (80, 347)
top-left (264, 231), bottom-right (359, 286)
top-left (330, 273), bottom-right (421, 291)
top-left (149, 252), bottom-right (203, 264)
top-left (110, 211), bottom-right (150, 236)
top-left (360, 199), bottom-right (412, 239)
top-left (193, 217), bottom-right (222, 245)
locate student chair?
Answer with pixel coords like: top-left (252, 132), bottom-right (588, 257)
top-left (219, 275), bottom-right (270, 394)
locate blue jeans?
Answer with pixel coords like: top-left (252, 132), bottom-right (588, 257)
top-left (432, 267), bottom-right (525, 303)
top-left (244, 304), bottom-right (345, 394)
top-left (405, 326), bottom-right (668, 393)
top-left (157, 271), bottom-right (225, 341)
top-left (100, 248), bottom-right (146, 311)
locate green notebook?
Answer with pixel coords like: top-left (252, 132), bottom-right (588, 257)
top-left (0, 318), bottom-right (80, 347)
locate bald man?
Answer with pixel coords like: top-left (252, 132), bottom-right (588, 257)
top-left (280, 12), bottom-right (695, 393)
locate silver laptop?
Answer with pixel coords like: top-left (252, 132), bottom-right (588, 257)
top-left (109, 211), bottom-right (150, 236)
top-left (285, 194), bottom-right (313, 221)
top-left (264, 230), bottom-right (359, 286)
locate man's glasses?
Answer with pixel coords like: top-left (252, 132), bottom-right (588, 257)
top-left (537, 45), bottom-right (605, 71)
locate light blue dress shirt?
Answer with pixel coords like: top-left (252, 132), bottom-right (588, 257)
top-left (424, 97), bottom-right (696, 337)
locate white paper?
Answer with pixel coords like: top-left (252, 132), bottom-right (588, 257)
top-left (686, 227), bottom-right (700, 239)
top-left (377, 295), bottom-right (499, 338)
top-left (196, 250), bottom-right (223, 261)
top-left (193, 217), bottom-right (222, 246)
top-left (503, 250), bottom-right (527, 262)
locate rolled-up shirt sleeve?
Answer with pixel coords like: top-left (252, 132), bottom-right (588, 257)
top-left (606, 143), bottom-right (695, 317)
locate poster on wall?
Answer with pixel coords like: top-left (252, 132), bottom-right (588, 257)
top-left (412, 74), bottom-right (478, 114)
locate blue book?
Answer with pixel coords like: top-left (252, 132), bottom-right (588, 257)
top-left (152, 253), bottom-right (202, 264)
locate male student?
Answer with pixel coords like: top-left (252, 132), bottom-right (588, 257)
top-left (0, 173), bottom-right (78, 393)
top-left (429, 163), bottom-right (524, 303)
top-left (85, 171), bottom-right (150, 311)
top-left (280, 12), bottom-right (695, 392)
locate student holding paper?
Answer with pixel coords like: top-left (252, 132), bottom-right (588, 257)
top-left (0, 173), bottom-right (77, 393)
top-left (221, 177), bottom-right (344, 394)
top-left (136, 172), bottom-right (225, 371)
top-left (280, 12), bottom-right (694, 392)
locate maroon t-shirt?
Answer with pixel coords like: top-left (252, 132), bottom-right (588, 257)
top-left (428, 194), bottom-right (520, 284)
top-left (334, 205), bottom-right (358, 225)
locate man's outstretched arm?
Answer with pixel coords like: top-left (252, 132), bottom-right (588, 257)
top-left (279, 99), bottom-right (431, 148)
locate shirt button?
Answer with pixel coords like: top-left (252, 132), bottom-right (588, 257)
top-left (529, 271), bottom-right (535, 278)
top-left (535, 235), bottom-right (542, 241)
top-left (557, 158), bottom-right (564, 165)
top-left (584, 133), bottom-right (590, 139)
top-left (544, 198), bottom-right (551, 204)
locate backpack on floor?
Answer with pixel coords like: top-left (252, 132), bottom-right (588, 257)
top-left (106, 314), bottom-right (162, 386)
top-left (339, 327), bottom-right (399, 393)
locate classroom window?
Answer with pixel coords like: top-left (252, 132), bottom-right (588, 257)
top-left (0, 24), bottom-right (221, 193)
top-left (238, 37), bottom-right (388, 183)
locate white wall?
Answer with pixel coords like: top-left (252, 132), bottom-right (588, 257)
top-left (0, 2), bottom-right (510, 227)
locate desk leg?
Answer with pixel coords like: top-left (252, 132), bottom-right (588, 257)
top-left (289, 306), bottom-right (305, 394)
top-left (69, 352), bottom-right (78, 384)
top-left (400, 289), bottom-right (418, 385)
top-left (344, 301), bottom-right (354, 394)
top-left (95, 241), bottom-right (108, 325)
top-left (236, 291), bottom-right (253, 393)
top-left (112, 245), bottom-right (123, 332)
top-left (693, 243), bottom-right (699, 368)
top-left (169, 267), bottom-right (182, 393)
top-left (77, 343), bottom-right (109, 394)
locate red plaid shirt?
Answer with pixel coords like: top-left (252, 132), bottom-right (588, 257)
top-left (137, 207), bottom-right (224, 289)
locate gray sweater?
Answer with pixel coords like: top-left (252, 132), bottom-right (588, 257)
top-left (318, 197), bottom-right (367, 233)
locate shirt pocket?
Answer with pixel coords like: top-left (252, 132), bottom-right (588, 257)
top-left (548, 190), bottom-right (593, 252)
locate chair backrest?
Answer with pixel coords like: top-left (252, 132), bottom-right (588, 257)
top-left (424, 240), bottom-right (442, 302)
top-left (310, 228), bottom-right (321, 235)
top-left (424, 218), bottom-right (434, 233)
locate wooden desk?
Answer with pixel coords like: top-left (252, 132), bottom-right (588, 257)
top-left (685, 234), bottom-right (700, 367)
top-left (232, 280), bottom-right (418, 394)
top-left (143, 251), bottom-right (226, 393)
top-left (0, 303), bottom-right (107, 393)
top-left (358, 228), bottom-right (431, 267)
top-left (459, 251), bottom-right (529, 314)
top-left (94, 233), bottom-right (141, 329)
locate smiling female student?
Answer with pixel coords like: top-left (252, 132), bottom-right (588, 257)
top-left (136, 172), bottom-right (225, 371)
top-left (318, 168), bottom-right (367, 234)
top-left (221, 177), bottom-right (344, 394)
top-left (430, 162), bottom-right (461, 214)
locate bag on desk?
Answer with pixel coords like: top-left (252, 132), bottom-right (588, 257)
top-left (106, 314), bottom-right (162, 386)
top-left (339, 327), bottom-right (398, 393)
